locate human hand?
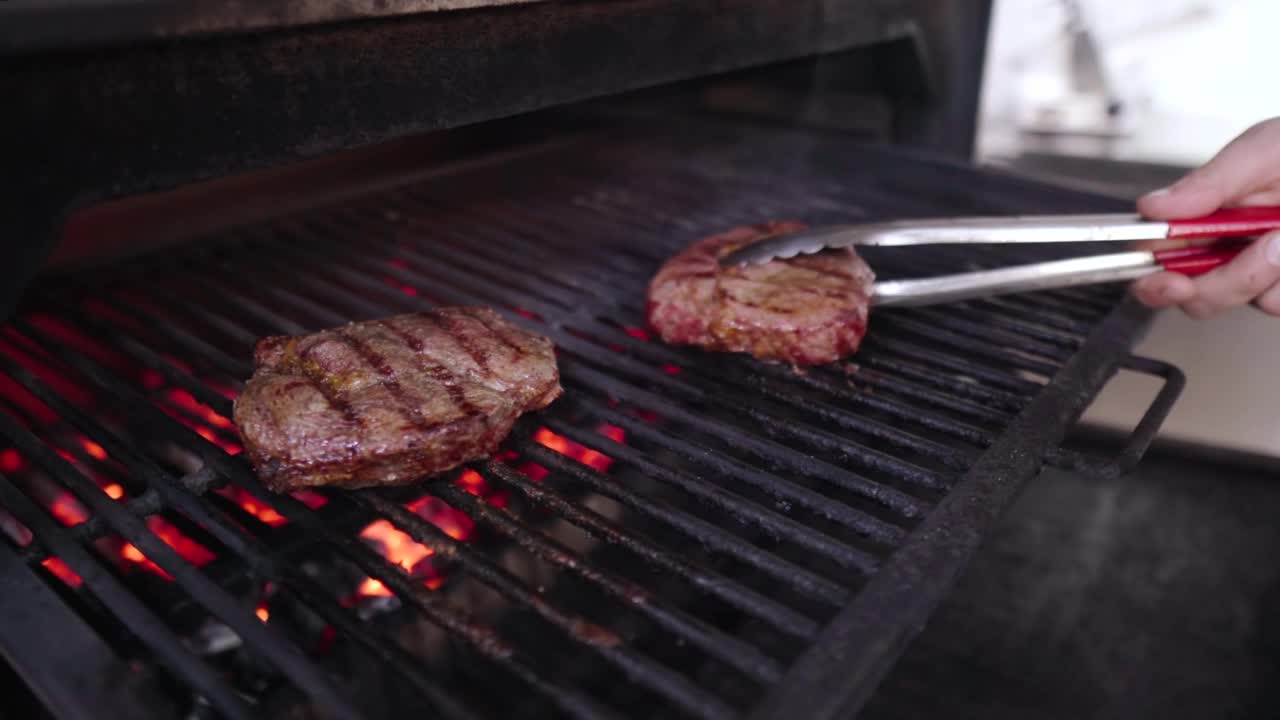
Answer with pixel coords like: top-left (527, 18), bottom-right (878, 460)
top-left (1131, 118), bottom-right (1280, 318)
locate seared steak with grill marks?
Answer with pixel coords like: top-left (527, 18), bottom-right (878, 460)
top-left (646, 221), bottom-right (875, 366)
top-left (233, 308), bottom-right (561, 491)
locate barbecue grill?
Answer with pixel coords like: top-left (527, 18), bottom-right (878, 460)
top-left (1, 3), bottom-right (1185, 719)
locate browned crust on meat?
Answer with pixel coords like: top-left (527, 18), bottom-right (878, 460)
top-left (233, 308), bottom-right (561, 491)
top-left (646, 221), bottom-right (874, 366)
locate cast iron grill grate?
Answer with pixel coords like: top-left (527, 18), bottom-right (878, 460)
top-left (0, 117), bottom-right (1146, 720)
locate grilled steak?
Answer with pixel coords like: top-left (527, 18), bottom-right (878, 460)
top-left (647, 221), bottom-right (875, 366)
top-left (233, 308), bottom-right (561, 491)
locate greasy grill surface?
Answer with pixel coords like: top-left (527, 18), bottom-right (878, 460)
top-left (0, 116), bottom-right (1141, 720)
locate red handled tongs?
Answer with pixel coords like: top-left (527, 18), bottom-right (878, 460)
top-left (718, 207), bottom-right (1280, 307)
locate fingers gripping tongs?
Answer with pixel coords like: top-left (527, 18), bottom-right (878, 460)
top-left (718, 207), bottom-right (1280, 308)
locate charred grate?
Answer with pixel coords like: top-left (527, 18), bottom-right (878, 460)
top-left (0, 117), bottom-right (1147, 720)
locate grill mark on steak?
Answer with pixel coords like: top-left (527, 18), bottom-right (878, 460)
top-left (280, 343), bottom-right (364, 430)
top-left (235, 308), bottom-right (561, 491)
top-left (463, 308), bottom-right (530, 358)
top-left (432, 312), bottom-right (492, 372)
top-left (377, 317), bottom-right (483, 422)
top-left (647, 222), bottom-right (874, 366)
top-left (333, 329), bottom-right (437, 434)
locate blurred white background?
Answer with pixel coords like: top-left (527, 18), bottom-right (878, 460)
top-left (977, 1), bottom-right (1278, 456)
top-left (977, 0), bottom-right (1272, 166)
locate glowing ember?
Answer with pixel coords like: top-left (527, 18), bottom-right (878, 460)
top-left (457, 469), bottom-right (487, 495)
top-left (216, 485), bottom-right (287, 527)
top-left (534, 428), bottom-right (614, 472)
top-left (42, 557), bottom-right (82, 587)
top-left (115, 516), bottom-right (217, 581)
top-left (623, 326), bottom-right (650, 341)
top-left (662, 364), bottom-right (682, 375)
top-left (292, 490), bottom-right (329, 510)
top-left (597, 424), bottom-right (626, 444)
top-left (0, 449), bottom-right (22, 473)
top-left (48, 492), bottom-right (90, 527)
top-left (120, 542), bottom-right (171, 580)
top-left (147, 516), bottom-right (215, 567)
top-left (353, 498), bottom-right (467, 599)
top-left (103, 483), bottom-right (125, 500)
top-left (161, 388), bottom-right (242, 454)
top-left (383, 277), bottom-right (418, 296)
top-left (167, 389), bottom-right (233, 429)
top-left (407, 496), bottom-right (475, 541)
top-left (195, 426), bottom-right (242, 456)
top-left (81, 438), bottom-right (108, 460)
top-left (358, 577), bottom-right (392, 598)
top-left (256, 604), bottom-right (270, 622)
top-left (517, 461), bottom-right (549, 481)
top-left (359, 519), bottom-right (434, 575)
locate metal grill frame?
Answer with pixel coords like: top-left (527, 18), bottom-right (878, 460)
top-left (0, 116), bottom-right (1180, 720)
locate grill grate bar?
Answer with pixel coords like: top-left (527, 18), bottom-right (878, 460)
top-left (5, 315), bottom-right (626, 720)
top-left (542, 413), bottom-right (899, 554)
top-left (352, 492), bottom-right (741, 720)
top-left (551, 394), bottom-right (904, 539)
top-left (477, 455), bottom-right (823, 635)
top-left (1, 323), bottom-right (485, 719)
top-left (18, 468), bottom-right (217, 558)
top-left (0, 345), bottom-right (365, 719)
top-left (556, 361), bottom-right (926, 518)
top-left (0, 116), bottom-right (1147, 720)
top-left (0, 472), bottom-right (255, 720)
top-left (505, 438), bottom-right (852, 603)
top-left (432, 481), bottom-right (787, 684)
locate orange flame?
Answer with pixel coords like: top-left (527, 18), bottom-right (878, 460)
top-left (256, 603), bottom-right (270, 622)
top-left (353, 498), bottom-right (466, 599)
top-left (165, 389), bottom-right (234, 428)
top-left (216, 485), bottom-right (288, 527)
top-left (159, 388), bottom-right (242, 454)
top-left (407, 496), bottom-right (474, 541)
top-left (116, 516), bottom-right (217, 581)
top-left (103, 483), bottom-right (125, 500)
top-left (359, 519), bottom-right (434, 573)
top-left (147, 516), bottom-right (215, 566)
top-left (358, 577), bottom-right (392, 598)
top-left (534, 428), bottom-right (614, 472)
